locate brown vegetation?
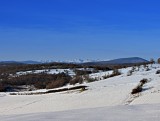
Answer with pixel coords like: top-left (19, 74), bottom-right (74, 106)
top-left (131, 79), bottom-right (148, 94)
top-left (0, 73), bottom-right (72, 91)
top-left (0, 61), bottom-right (149, 92)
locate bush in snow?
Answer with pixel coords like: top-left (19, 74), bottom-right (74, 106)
top-left (145, 66), bottom-right (151, 71)
top-left (102, 69), bottom-right (121, 79)
top-left (127, 70), bottom-right (133, 76)
top-left (74, 69), bottom-right (92, 76)
top-left (140, 78), bottom-right (148, 84)
top-left (131, 78), bottom-right (148, 94)
top-left (86, 78), bottom-right (97, 83)
top-left (131, 85), bottom-right (143, 95)
top-left (156, 70), bottom-right (160, 74)
top-left (70, 76), bottom-right (83, 85)
top-left (111, 69), bottom-right (121, 77)
top-left (103, 74), bottom-right (109, 79)
top-left (46, 78), bottom-right (70, 89)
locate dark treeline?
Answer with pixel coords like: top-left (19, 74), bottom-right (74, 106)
top-left (0, 62), bottom-right (82, 74)
top-left (0, 73), bottom-right (72, 92)
top-left (0, 62), bottom-right (113, 75)
top-left (0, 61), bottom-right (150, 75)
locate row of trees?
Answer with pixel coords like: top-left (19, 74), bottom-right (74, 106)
top-left (0, 73), bottom-right (72, 91)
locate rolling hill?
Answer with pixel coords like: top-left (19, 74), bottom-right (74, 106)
top-left (83, 57), bottom-right (149, 66)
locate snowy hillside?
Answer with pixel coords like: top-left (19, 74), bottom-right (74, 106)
top-left (0, 64), bottom-right (160, 120)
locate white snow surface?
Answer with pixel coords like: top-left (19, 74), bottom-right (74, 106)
top-left (1, 64), bottom-right (160, 120)
top-left (1, 104), bottom-right (160, 121)
top-left (16, 69), bottom-right (75, 76)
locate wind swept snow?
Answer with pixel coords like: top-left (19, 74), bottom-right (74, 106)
top-left (1, 104), bottom-right (160, 121)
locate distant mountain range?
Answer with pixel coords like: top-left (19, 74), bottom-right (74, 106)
top-left (20, 61), bottom-right (42, 64)
top-left (0, 61), bottom-right (42, 65)
top-left (0, 57), bottom-right (149, 66)
top-left (82, 57), bottom-right (149, 66)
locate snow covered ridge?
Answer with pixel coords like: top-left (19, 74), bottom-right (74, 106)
top-left (0, 64), bottom-right (160, 120)
top-left (56, 59), bottom-right (99, 63)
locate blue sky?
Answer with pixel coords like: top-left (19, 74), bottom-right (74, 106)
top-left (0, 0), bottom-right (160, 61)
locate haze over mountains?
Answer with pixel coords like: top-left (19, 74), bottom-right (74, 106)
top-left (0, 57), bottom-right (149, 66)
top-left (0, 60), bottom-right (42, 65)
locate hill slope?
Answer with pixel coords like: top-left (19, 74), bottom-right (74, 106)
top-left (83, 57), bottom-right (149, 65)
top-left (0, 64), bottom-right (160, 120)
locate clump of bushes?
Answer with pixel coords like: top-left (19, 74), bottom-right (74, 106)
top-left (0, 83), bottom-right (5, 92)
top-left (102, 69), bottom-right (121, 79)
top-left (82, 75), bottom-right (97, 83)
top-left (145, 65), bottom-right (150, 71)
top-left (131, 78), bottom-right (148, 94)
top-left (86, 77), bottom-right (97, 83)
top-left (156, 70), bottom-right (160, 74)
top-left (127, 70), bottom-right (133, 76)
top-left (102, 74), bottom-right (109, 79)
top-left (46, 78), bottom-right (70, 89)
top-left (70, 76), bottom-right (83, 85)
top-left (109, 69), bottom-right (121, 78)
top-left (74, 69), bottom-right (92, 76)
top-left (112, 69), bottom-right (121, 76)
top-left (131, 86), bottom-right (142, 95)
top-left (140, 78), bottom-right (148, 84)
top-left (0, 73), bottom-right (72, 91)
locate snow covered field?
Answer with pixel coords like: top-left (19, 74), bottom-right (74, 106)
top-left (0, 64), bottom-right (160, 120)
top-left (16, 69), bottom-right (76, 76)
top-left (1, 104), bottom-right (160, 121)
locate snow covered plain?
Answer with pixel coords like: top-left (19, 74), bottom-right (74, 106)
top-left (16, 69), bottom-right (76, 76)
top-left (0, 64), bottom-right (160, 120)
top-left (1, 104), bottom-right (160, 121)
